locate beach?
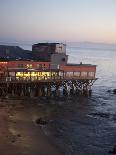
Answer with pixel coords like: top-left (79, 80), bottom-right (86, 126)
top-left (0, 92), bottom-right (116, 155)
top-left (0, 97), bottom-right (64, 155)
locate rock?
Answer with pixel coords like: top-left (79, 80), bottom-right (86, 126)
top-left (17, 134), bottom-right (21, 137)
top-left (11, 140), bottom-right (15, 143)
top-left (109, 145), bottom-right (116, 154)
top-left (107, 90), bottom-right (111, 93)
top-left (113, 89), bottom-right (116, 94)
top-left (35, 117), bottom-right (48, 125)
top-left (89, 112), bottom-right (110, 118)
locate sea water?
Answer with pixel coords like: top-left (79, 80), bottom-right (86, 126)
top-left (19, 44), bottom-right (116, 155)
top-left (47, 46), bottom-right (116, 155)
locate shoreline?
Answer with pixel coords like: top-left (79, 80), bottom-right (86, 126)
top-left (0, 97), bottom-right (65, 155)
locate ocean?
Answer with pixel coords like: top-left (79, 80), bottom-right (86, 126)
top-left (17, 44), bottom-right (116, 154)
top-left (45, 46), bottom-right (116, 155)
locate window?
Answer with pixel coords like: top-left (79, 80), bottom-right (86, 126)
top-left (59, 71), bottom-right (63, 76)
top-left (66, 72), bottom-right (73, 77)
top-left (62, 58), bottom-right (65, 62)
top-left (81, 72), bottom-right (87, 77)
top-left (38, 72), bottom-right (42, 76)
top-left (27, 64), bottom-right (32, 69)
top-left (9, 72), bottom-right (15, 76)
top-left (88, 72), bottom-right (94, 77)
top-left (18, 64), bottom-right (23, 68)
top-left (74, 72), bottom-right (80, 76)
top-left (37, 64), bottom-right (42, 69)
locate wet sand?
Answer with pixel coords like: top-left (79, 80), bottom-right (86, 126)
top-left (0, 97), bottom-right (64, 155)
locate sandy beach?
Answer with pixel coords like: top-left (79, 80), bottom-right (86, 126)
top-left (0, 97), bottom-right (64, 155)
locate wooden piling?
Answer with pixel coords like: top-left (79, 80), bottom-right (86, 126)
top-left (0, 78), bottom-right (96, 98)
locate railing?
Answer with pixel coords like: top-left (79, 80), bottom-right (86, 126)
top-left (0, 76), bottom-right (64, 82)
top-left (0, 74), bottom-right (96, 83)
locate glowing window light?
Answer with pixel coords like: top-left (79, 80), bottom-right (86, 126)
top-left (31, 72), bottom-right (38, 76)
top-left (16, 72), bottom-right (23, 77)
top-left (27, 64), bottom-right (32, 69)
top-left (38, 72), bottom-right (42, 76)
top-left (15, 71), bottom-right (59, 80)
top-left (0, 62), bottom-right (8, 64)
top-left (41, 72), bottom-right (51, 77)
top-left (51, 72), bottom-right (57, 76)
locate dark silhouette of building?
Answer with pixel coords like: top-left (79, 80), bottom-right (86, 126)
top-left (32, 43), bottom-right (66, 61)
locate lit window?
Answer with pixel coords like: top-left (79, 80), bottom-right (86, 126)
top-left (74, 72), bottom-right (80, 76)
top-left (27, 64), bottom-right (32, 69)
top-left (88, 72), bottom-right (94, 77)
top-left (37, 64), bottom-right (42, 69)
top-left (66, 72), bottom-right (73, 77)
top-left (81, 72), bottom-right (87, 77)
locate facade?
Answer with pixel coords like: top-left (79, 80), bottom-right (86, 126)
top-left (50, 53), bottom-right (68, 69)
top-left (0, 61), bottom-right (96, 81)
top-left (0, 43), bottom-right (97, 81)
top-left (6, 61), bottom-right (50, 70)
top-left (0, 43), bottom-right (97, 97)
top-left (60, 64), bottom-right (96, 79)
top-left (32, 43), bottom-right (66, 61)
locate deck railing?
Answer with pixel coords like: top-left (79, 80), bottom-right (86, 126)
top-left (0, 76), bottom-right (64, 82)
top-left (0, 74), bottom-right (96, 82)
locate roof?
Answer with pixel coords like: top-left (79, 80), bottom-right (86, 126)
top-left (32, 43), bottom-right (66, 46)
top-left (66, 63), bottom-right (96, 67)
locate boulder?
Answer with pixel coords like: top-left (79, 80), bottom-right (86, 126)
top-left (109, 145), bottom-right (116, 154)
top-left (113, 89), bottom-right (116, 94)
top-left (35, 117), bottom-right (48, 125)
top-left (17, 134), bottom-right (21, 137)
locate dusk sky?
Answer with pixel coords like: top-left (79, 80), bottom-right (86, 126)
top-left (0, 0), bottom-right (116, 43)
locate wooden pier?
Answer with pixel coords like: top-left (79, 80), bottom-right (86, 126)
top-left (0, 58), bottom-right (97, 98)
top-left (0, 76), bottom-right (97, 98)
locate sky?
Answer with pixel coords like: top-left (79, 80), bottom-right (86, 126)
top-left (0, 0), bottom-right (116, 44)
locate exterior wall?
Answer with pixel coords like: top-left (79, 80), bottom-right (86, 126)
top-left (32, 44), bottom-right (56, 53)
top-left (32, 43), bottom-right (56, 61)
top-left (60, 65), bottom-right (96, 72)
top-left (0, 62), bottom-right (8, 73)
top-left (60, 64), bottom-right (96, 79)
top-left (0, 62), bottom-right (8, 68)
top-left (32, 43), bottom-right (66, 61)
top-left (0, 62), bottom-right (8, 76)
top-left (0, 61), bottom-right (96, 79)
top-left (7, 61), bottom-right (50, 70)
top-left (50, 53), bottom-right (68, 69)
top-left (55, 44), bottom-right (66, 53)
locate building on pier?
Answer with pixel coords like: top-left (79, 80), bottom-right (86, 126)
top-left (0, 60), bottom-right (96, 81)
top-left (32, 43), bottom-right (66, 61)
top-left (0, 43), bottom-right (97, 97)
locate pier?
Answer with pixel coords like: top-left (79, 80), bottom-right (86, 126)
top-left (0, 43), bottom-right (97, 98)
top-left (0, 70), bottom-right (97, 98)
